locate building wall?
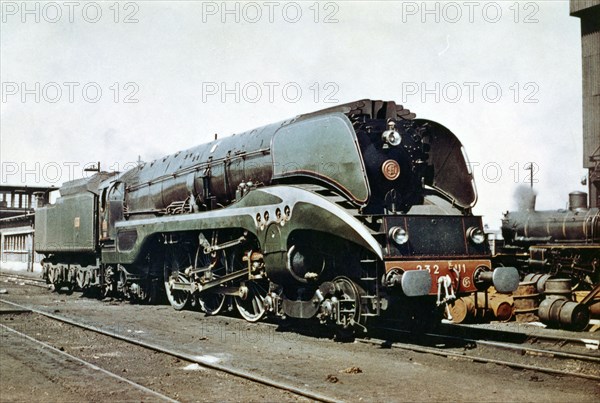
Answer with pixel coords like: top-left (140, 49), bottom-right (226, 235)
top-left (571, 0), bottom-right (600, 15)
top-left (571, 1), bottom-right (600, 207)
top-left (0, 227), bottom-right (43, 272)
top-left (0, 185), bottom-right (56, 272)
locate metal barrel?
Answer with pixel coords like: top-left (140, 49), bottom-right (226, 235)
top-left (544, 279), bottom-right (573, 299)
top-left (512, 281), bottom-right (540, 322)
top-left (474, 292), bottom-right (513, 322)
top-left (448, 297), bottom-right (476, 324)
top-left (538, 296), bottom-right (569, 326)
top-left (523, 273), bottom-right (552, 294)
top-left (449, 292), bottom-right (514, 324)
top-left (538, 296), bottom-right (590, 331)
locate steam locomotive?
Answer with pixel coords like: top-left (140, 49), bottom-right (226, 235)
top-left (498, 190), bottom-right (600, 288)
top-left (35, 99), bottom-right (518, 332)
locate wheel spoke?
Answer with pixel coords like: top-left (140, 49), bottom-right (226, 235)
top-left (235, 280), bottom-right (268, 322)
top-left (197, 247), bottom-right (228, 316)
top-left (198, 291), bottom-right (226, 315)
top-left (164, 246), bottom-right (191, 311)
top-left (164, 271), bottom-right (190, 311)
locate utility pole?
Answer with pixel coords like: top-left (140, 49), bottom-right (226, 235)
top-left (526, 163), bottom-right (534, 189)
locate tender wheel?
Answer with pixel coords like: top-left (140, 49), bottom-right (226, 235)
top-left (235, 280), bottom-right (268, 322)
top-left (102, 266), bottom-right (117, 298)
top-left (76, 269), bottom-right (88, 290)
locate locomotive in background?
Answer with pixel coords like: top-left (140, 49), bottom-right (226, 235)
top-left (35, 99), bottom-right (518, 332)
top-left (497, 189), bottom-right (599, 289)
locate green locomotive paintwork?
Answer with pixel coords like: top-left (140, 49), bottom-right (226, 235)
top-left (33, 100), bottom-right (518, 330)
top-left (103, 186), bottom-right (382, 267)
top-left (35, 173), bottom-right (114, 254)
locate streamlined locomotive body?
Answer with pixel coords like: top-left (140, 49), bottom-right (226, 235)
top-left (35, 100), bottom-right (518, 331)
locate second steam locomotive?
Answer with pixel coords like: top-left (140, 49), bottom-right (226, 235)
top-left (498, 190), bottom-right (599, 288)
top-left (35, 99), bottom-right (518, 331)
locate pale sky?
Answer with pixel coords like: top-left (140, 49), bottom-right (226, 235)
top-left (0, 1), bottom-right (587, 228)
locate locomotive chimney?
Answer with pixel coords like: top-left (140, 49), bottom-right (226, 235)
top-left (568, 191), bottom-right (588, 210)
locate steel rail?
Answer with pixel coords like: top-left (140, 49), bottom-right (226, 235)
top-left (0, 322), bottom-right (180, 403)
top-left (357, 336), bottom-right (600, 381)
top-left (0, 298), bottom-right (342, 403)
top-left (6, 273), bottom-right (598, 382)
top-left (0, 273), bottom-right (48, 288)
top-left (445, 322), bottom-right (600, 349)
top-left (374, 326), bottom-right (600, 363)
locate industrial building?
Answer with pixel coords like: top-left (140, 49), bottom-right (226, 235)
top-left (571, 0), bottom-right (600, 207)
top-left (0, 185), bottom-right (56, 271)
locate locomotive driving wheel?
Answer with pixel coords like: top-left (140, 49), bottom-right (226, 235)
top-left (164, 246), bottom-right (191, 311)
top-left (235, 279), bottom-right (269, 322)
top-left (196, 248), bottom-right (228, 316)
top-left (164, 269), bottom-right (190, 310)
top-left (227, 246), bottom-right (269, 322)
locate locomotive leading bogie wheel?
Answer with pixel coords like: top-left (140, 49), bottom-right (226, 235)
top-left (234, 280), bottom-right (269, 322)
top-left (332, 276), bottom-right (365, 328)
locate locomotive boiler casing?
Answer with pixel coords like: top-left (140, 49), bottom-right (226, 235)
top-left (502, 207), bottom-right (600, 244)
top-left (119, 113), bottom-right (371, 217)
top-left (499, 191), bottom-right (600, 288)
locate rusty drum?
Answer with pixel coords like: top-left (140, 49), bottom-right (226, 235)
top-left (538, 296), bottom-right (590, 331)
top-left (512, 281), bottom-right (540, 322)
top-left (544, 279), bottom-right (573, 299)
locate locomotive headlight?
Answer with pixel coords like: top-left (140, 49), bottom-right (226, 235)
top-left (382, 129), bottom-right (402, 146)
top-left (389, 226), bottom-right (409, 245)
top-left (467, 226), bottom-right (485, 244)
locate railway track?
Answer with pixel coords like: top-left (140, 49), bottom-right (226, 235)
top-left (3, 273), bottom-right (600, 383)
top-left (0, 272), bottom-right (48, 288)
top-left (0, 322), bottom-right (179, 402)
top-left (360, 326), bottom-right (600, 381)
top-left (0, 298), bottom-right (340, 403)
